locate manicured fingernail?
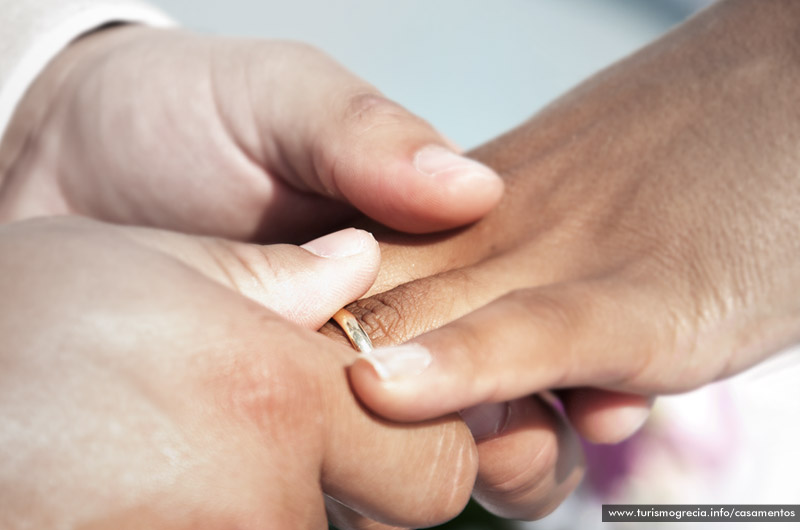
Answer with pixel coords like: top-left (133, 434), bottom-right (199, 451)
top-left (358, 344), bottom-right (432, 380)
top-left (301, 228), bottom-right (372, 258)
top-left (460, 403), bottom-right (511, 440)
top-left (414, 145), bottom-right (499, 183)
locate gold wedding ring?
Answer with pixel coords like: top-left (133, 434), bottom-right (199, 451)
top-left (332, 308), bottom-right (374, 353)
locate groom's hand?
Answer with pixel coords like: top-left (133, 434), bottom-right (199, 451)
top-left (0, 26), bottom-right (502, 240)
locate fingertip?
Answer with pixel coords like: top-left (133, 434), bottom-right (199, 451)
top-left (321, 98), bottom-right (504, 232)
top-left (330, 144), bottom-right (504, 233)
top-left (357, 343), bottom-right (433, 380)
top-left (392, 146), bottom-right (504, 233)
top-left (347, 355), bottom-right (409, 419)
top-left (408, 145), bottom-right (505, 226)
top-left (348, 340), bottom-right (483, 423)
top-left (347, 352), bottom-right (439, 423)
top-left (300, 227), bottom-right (378, 260)
top-left (300, 228), bottom-right (381, 286)
top-left (562, 389), bottom-right (653, 445)
top-left (261, 228), bottom-right (381, 329)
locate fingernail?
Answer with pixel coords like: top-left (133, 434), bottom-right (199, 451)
top-left (460, 402), bottom-right (511, 440)
top-left (301, 228), bottom-right (372, 258)
top-left (358, 344), bottom-right (432, 380)
top-left (414, 145), bottom-right (499, 183)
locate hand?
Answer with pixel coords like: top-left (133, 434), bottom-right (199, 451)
top-left (328, 0), bottom-right (800, 519)
top-left (0, 26), bottom-right (502, 240)
top-left (0, 217), bottom-right (478, 529)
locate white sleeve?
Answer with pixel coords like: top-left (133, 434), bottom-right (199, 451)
top-left (0, 0), bottom-right (175, 141)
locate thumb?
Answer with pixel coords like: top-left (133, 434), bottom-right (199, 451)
top-left (347, 280), bottom-right (669, 422)
top-left (249, 46), bottom-right (504, 233)
top-left (312, 106), bottom-right (505, 233)
top-left (126, 226), bottom-right (380, 329)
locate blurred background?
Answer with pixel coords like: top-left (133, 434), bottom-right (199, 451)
top-left (148, 0), bottom-right (712, 150)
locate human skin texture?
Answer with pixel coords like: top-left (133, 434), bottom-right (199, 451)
top-left (336, 0), bottom-right (800, 521)
top-left (0, 217), bottom-right (481, 529)
top-left (0, 22), bottom-right (508, 530)
top-left (0, 26), bottom-right (502, 241)
top-left (5, 0), bottom-right (799, 527)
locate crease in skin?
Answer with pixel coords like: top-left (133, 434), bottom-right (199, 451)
top-left (316, 332), bottom-right (475, 527)
top-left (470, 399), bottom-right (579, 521)
top-left (356, 217), bottom-right (497, 297)
top-left (324, 245), bottom-right (577, 352)
top-left (418, 428), bottom-right (474, 524)
top-left (323, 2), bottom-right (800, 527)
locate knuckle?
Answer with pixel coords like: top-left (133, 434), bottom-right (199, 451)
top-left (268, 40), bottom-right (328, 64)
top-left (207, 323), bottom-right (324, 440)
top-left (345, 273), bottom-right (468, 347)
top-left (500, 285), bottom-right (594, 389)
top-left (589, 280), bottom-right (671, 390)
top-left (225, 358), bottom-right (304, 432)
top-left (341, 92), bottom-right (416, 137)
top-left (441, 318), bottom-right (501, 401)
top-left (314, 91), bottom-right (412, 197)
top-left (508, 288), bottom-right (580, 339)
top-left (346, 285), bottom-right (428, 346)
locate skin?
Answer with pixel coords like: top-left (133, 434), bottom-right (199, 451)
top-left (0, 24), bottom-right (506, 529)
top-left (0, 217), bottom-right (479, 529)
top-left (0, 26), bottom-right (503, 240)
top-left (6, 0), bottom-right (798, 527)
top-left (340, 0), bottom-right (800, 520)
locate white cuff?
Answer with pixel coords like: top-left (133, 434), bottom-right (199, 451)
top-left (0, 0), bottom-right (175, 142)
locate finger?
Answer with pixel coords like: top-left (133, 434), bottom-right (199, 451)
top-left (462, 397), bottom-right (585, 520)
top-left (320, 366), bottom-right (478, 528)
top-left (196, 291), bottom-right (478, 528)
top-left (256, 327), bottom-right (479, 528)
top-left (321, 250), bottom-right (533, 348)
top-left (348, 278), bottom-right (700, 422)
top-left (559, 389), bottom-right (653, 445)
top-left (123, 226), bottom-right (380, 329)
top-left (246, 45), bottom-right (504, 233)
top-left (318, 253), bottom-right (587, 523)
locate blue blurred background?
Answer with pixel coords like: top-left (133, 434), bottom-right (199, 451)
top-left (150, 0), bottom-right (711, 150)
